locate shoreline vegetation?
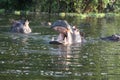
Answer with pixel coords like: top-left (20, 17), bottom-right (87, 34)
top-left (0, 9), bottom-right (119, 19)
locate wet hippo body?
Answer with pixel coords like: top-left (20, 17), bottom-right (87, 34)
top-left (10, 20), bottom-right (31, 34)
top-left (11, 21), bottom-right (24, 33)
top-left (101, 34), bottom-right (120, 41)
top-left (50, 20), bottom-right (84, 45)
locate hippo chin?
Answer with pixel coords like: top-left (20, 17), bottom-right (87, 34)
top-left (101, 34), bottom-right (120, 41)
top-left (10, 20), bottom-right (31, 34)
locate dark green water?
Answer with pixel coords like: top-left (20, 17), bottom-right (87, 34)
top-left (0, 14), bottom-right (120, 80)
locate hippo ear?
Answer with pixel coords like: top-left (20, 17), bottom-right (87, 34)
top-left (26, 20), bottom-right (29, 22)
top-left (24, 20), bottom-right (29, 25)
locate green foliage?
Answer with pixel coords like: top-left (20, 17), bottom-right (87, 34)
top-left (0, 9), bottom-right (5, 14)
top-left (0, 0), bottom-right (119, 13)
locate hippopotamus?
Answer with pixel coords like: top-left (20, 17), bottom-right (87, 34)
top-left (49, 20), bottom-right (84, 45)
top-left (101, 34), bottom-right (120, 41)
top-left (10, 20), bottom-right (31, 34)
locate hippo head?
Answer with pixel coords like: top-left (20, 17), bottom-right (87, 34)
top-left (10, 19), bottom-right (31, 34)
top-left (51, 20), bottom-right (73, 43)
top-left (101, 34), bottom-right (120, 41)
top-left (50, 20), bottom-right (83, 44)
top-left (111, 35), bottom-right (120, 41)
top-left (51, 20), bottom-right (73, 33)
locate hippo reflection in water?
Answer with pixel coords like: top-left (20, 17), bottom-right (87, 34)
top-left (101, 34), bottom-right (120, 41)
top-left (50, 20), bottom-right (84, 45)
top-left (10, 20), bottom-right (31, 34)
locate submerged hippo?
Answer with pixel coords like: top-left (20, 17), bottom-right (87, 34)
top-left (10, 20), bottom-right (31, 34)
top-left (50, 20), bottom-right (84, 45)
top-left (101, 34), bottom-right (120, 41)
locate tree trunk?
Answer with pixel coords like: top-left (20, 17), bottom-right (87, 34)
top-left (97, 0), bottom-right (104, 13)
top-left (82, 0), bottom-right (92, 13)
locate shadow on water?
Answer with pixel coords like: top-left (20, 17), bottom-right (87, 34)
top-left (0, 14), bottom-right (120, 80)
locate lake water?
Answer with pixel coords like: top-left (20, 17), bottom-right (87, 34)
top-left (0, 14), bottom-right (120, 80)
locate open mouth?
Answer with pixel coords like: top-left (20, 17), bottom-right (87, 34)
top-left (56, 33), bottom-right (67, 43)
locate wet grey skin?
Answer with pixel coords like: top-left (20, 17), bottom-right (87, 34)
top-left (50, 20), bottom-right (84, 45)
top-left (10, 20), bottom-right (31, 34)
top-left (101, 34), bottom-right (120, 41)
top-left (51, 20), bottom-right (71, 29)
top-left (10, 21), bottom-right (24, 33)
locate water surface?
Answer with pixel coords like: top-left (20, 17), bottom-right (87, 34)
top-left (0, 14), bottom-right (120, 80)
